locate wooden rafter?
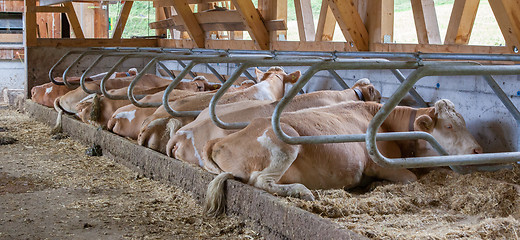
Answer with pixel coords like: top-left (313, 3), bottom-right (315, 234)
top-left (444, 0), bottom-right (479, 44)
top-left (327, 0), bottom-right (369, 51)
top-left (111, 1), bottom-right (133, 39)
top-left (367, 0), bottom-right (394, 44)
top-left (63, 2), bottom-right (85, 39)
top-left (171, 0), bottom-right (205, 47)
top-left (231, 0), bottom-right (270, 50)
top-left (315, 0), bottom-right (336, 41)
top-left (489, 0), bottom-right (520, 49)
top-left (294, 0), bottom-right (315, 41)
top-left (155, 6), bottom-right (168, 37)
top-left (411, 0), bottom-right (441, 44)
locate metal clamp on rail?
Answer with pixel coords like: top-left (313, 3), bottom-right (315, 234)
top-left (365, 63), bottom-right (520, 173)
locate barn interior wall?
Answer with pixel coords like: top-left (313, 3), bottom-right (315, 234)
top-left (160, 61), bottom-right (520, 154)
top-left (25, 47), bottom-right (153, 98)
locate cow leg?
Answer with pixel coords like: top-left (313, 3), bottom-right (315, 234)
top-left (248, 126), bottom-right (314, 201)
top-left (366, 141), bottom-right (417, 184)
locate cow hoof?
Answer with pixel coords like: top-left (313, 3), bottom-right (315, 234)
top-left (86, 144), bottom-right (103, 157)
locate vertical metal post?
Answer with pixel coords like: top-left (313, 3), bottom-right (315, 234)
top-left (80, 54), bottom-right (106, 94)
top-left (100, 55), bottom-right (130, 99)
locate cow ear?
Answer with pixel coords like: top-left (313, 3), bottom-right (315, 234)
top-left (255, 68), bottom-right (264, 82)
top-left (414, 115), bottom-right (435, 132)
top-left (283, 71), bottom-right (301, 84)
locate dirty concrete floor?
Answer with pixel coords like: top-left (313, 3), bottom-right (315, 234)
top-left (0, 105), bottom-right (261, 239)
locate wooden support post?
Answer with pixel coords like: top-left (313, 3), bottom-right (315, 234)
top-left (489, 0), bottom-right (520, 50)
top-left (444, 0), bottom-right (479, 44)
top-left (366, 0), bottom-right (393, 44)
top-left (327, 0), bottom-right (369, 50)
top-left (171, 0), bottom-right (205, 47)
top-left (232, 0), bottom-right (270, 50)
top-left (25, 0), bottom-right (37, 46)
top-left (316, 1), bottom-right (336, 41)
top-left (294, 0), bottom-right (315, 41)
top-left (63, 2), bottom-right (84, 39)
top-left (155, 5), bottom-right (168, 37)
top-left (258, 0), bottom-right (287, 41)
top-left (93, 3), bottom-right (108, 38)
top-left (112, 1), bottom-right (133, 39)
top-left (411, 0), bottom-right (441, 44)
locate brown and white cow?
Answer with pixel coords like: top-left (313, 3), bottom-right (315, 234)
top-left (75, 75), bottom-right (218, 128)
top-left (168, 78), bottom-right (381, 167)
top-left (203, 99), bottom-right (483, 216)
top-left (30, 77), bottom-right (88, 108)
top-left (137, 67), bottom-right (300, 154)
top-left (105, 76), bottom-right (243, 140)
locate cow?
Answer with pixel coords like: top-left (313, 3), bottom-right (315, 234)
top-left (105, 76), bottom-right (240, 140)
top-left (75, 75), bottom-right (219, 128)
top-left (202, 99), bottom-right (483, 216)
top-left (30, 77), bottom-right (90, 108)
top-left (168, 78), bottom-right (381, 167)
top-left (137, 67), bottom-right (301, 154)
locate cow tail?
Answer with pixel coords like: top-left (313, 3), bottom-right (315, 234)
top-left (204, 172), bottom-right (234, 217)
top-left (51, 97), bottom-right (63, 134)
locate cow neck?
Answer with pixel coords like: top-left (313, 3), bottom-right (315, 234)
top-left (377, 106), bottom-right (432, 158)
top-left (353, 88), bottom-right (365, 101)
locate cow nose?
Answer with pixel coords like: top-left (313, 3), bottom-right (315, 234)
top-left (473, 147), bottom-right (483, 154)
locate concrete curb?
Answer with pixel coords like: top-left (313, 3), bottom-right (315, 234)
top-left (23, 100), bottom-right (366, 240)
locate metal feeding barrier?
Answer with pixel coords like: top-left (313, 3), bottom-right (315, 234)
top-left (48, 48), bottom-right (520, 173)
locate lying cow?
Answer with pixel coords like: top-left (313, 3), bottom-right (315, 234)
top-left (168, 78), bottom-right (381, 168)
top-left (76, 74), bottom-right (219, 128)
top-left (137, 67), bottom-right (300, 154)
top-left (106, 77), bottom-right (250, 140)
top-left (203, 99), bottom-right (483, 216)
top-left (31, 77), bottom-right (89, 108)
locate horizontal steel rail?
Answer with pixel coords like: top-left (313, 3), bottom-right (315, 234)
top-left (211, 59), bottom-right (422, 130)
top-left (366, 64), bottom-right (520, 172)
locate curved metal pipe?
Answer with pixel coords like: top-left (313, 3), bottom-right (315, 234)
top-left (128, 56), bottom-right (163, 108)
top-left (162, 61), bottom-right (201, 117)
top-left (80, 54), bottom-right (106, 94)
top-left (208, 64), bottom-right (251, 129)
top-left (61, 52), bottom-right (88, 89)
top-left (100, 55), bottom-right (131, 100)
top-left (49, 51), bottom-right (80, 86)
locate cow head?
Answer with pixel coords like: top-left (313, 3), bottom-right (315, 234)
top-left (413, 99), bottom-right (483, 156)
top-left (351, 78), bottom-right (381, 102)
top-left (255, 67), bottom-right (301, 84)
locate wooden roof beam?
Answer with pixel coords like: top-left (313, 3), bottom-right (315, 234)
top-left (231, 0), bottom-right (270, 50)
top-left (327, 0), bottom-right (369, 51)
top-left (294, 0), bottom-right (315, 41)
top-left (411, 0), bottom-right (441, 44)
top-left (315, 1), bottom-right (336, 41)
top-left (111, 1), bottom-right (133, 39)
top-left (171, 0), bottom-right (205, 48)
top-left (489, 0), bottom-right (520, 51)
top-left (444, 0), bottom-right (479, 45)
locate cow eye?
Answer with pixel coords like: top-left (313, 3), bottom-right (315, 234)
top-left (446, 124), bottom-right (453, 129)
